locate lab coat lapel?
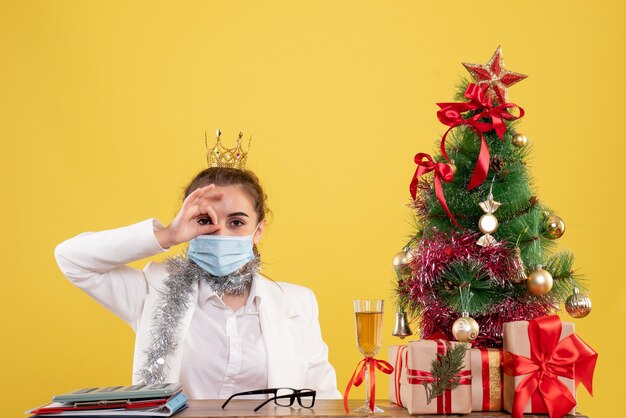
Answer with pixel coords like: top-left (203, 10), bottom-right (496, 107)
top-left (256, 276), bottom-right (303, 389)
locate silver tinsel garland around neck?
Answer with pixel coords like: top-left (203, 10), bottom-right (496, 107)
top-left (200, 256), bottom-right (260, 296)
top-left (136, 254), bottom-right (260, 384)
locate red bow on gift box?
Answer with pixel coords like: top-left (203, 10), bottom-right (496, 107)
top-left (436, 83), bottom-right (524, 190)
top-left (503, 315), bottom-right (598, 418)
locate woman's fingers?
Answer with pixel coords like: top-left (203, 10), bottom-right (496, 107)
top-left (187, 187), bottom-right (223, 209)
top-left (196, 223), bottom-right (221, 236)
top-left (165, 184), bottom-right (228, 244)
top-left (193, 184), bottom-right (224, 200)
top-left (182, 184), bottom-right (219, 207)
top-left (192, 188), bottom-right (224, 221)
top-left (205, 205), bottom-right (219, 227)
top-left (192, 202), bottom-right (221, 236)
top-left (182, 186), bottom-right (224, 220)
top-left (189, 205), bottom-right (219, 227)
top-left (180, 188), bottom-right (204, 212)
top-left (198, 189), bottom-right (224, 202)
top-left (188, 184), bottom-right (215, 199)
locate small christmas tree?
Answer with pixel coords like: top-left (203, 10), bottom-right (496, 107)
top-left (394, 47), bottom-right (592, 348)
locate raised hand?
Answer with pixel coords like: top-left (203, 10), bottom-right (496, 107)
top-left (155, 184), bottom-right (224, 248)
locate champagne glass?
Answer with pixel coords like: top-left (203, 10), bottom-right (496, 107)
top-left (353, 299), bottom-right (384, 413)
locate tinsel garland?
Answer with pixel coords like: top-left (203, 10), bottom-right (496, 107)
top-left (412, 232), bottom-right (522, 289)
top-left (400, 232), bottom-right (554, 347)
top-left (136, 255), bottom-right (260, 384)
top-left (418, 297), bottom-right (553, 347)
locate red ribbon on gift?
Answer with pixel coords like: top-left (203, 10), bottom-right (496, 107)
top-left (409, 152), bottom-right (458, 227)
top-left (406, 340), bottom-right (471, 414)
top-left (343, 357), bottom-right (394, 413)
top-left (393, 346), bottom-right (408, 407)
top-left (502, 315), bottom-right (598, 418)
top-left (436, 83), bottom-right (524, 190)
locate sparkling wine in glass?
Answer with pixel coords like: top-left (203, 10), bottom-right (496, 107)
top-left (354, 299), bottom-right (384, 413)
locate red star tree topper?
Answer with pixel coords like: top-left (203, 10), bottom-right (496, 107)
top-left (462, 46), bottom-right (527, 104)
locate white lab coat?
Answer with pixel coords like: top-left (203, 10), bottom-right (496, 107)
top-left (55, 219), bottom-right (341, 399)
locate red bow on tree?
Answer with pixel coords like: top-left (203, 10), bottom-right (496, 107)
top-left (409, 153), bottom-right (458, 226)
top-left (503, 315), bottom-right (597, 418)
top-left (436, 83), bottom-right (524, 190)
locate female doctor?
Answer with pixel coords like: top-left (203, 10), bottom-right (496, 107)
top-left (55, 167), bottom-right (341, 399)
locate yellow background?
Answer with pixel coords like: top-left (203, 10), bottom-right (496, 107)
top-left (1, 1), bottom-right (623, 416)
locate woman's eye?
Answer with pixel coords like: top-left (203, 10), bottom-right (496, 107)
top-left (197, 217), bottom-right (212, 225)
top-left (230, 219), bottom-right (245, 227)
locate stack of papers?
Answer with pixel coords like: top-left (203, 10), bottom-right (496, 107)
top-left (26, 383), bottom-right (188, 417)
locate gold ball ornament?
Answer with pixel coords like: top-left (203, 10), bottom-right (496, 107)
top-left (512, 133), bottom-right (528, 147)
top-left (544, 215), bottom-right (566, 239)
top-left (527, 267), bottom-right (554, 296)
top-left (392, 250), bottom-right (412, 274)
top-left (565, 288), bottom-right (592, 318)
top-left (452, 315), bottom-right (480, 342)
top-left (478, 213), bottom-right (499, 234)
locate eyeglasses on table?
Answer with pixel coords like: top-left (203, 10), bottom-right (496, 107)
top-left (221, 387), bottom-right (317, 412)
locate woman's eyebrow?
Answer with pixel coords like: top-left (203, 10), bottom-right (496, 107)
top-left (227, 212), bottom-right (249, 218)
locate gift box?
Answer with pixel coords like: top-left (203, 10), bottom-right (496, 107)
top-left (389, 340), bottom-right (472, 415)
top-left (470, 348), bottom-right (503, 411)
top-left (502, 315), bottom-right (597, 418)
top-left (388, 345), bottom-right (410, 407)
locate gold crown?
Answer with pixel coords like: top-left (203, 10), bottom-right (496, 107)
top-left (205, 129), bottom-right (251, 169)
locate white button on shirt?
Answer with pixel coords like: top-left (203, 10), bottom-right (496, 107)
top-left (180, 278), bottom-right (268, 399)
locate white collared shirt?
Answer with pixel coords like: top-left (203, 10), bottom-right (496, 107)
top-left (179, 277), bottom-right (268, 399)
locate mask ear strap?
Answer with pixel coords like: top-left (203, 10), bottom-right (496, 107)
top-left (249, 222), bottom-right (262, 242)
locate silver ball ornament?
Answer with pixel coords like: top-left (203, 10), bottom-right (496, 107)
top-left (392, 250), bottom-right (412, 274)
top-left (565, 288), bottom-right (592, 318)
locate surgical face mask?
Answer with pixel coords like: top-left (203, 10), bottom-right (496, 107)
top-left (187, 227), bottom-right (258, 276)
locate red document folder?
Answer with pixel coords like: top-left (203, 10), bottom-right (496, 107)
top-left (29, 397), bottom-right (169, 414)
top-left (27, 391), bottom-right (187, 417)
